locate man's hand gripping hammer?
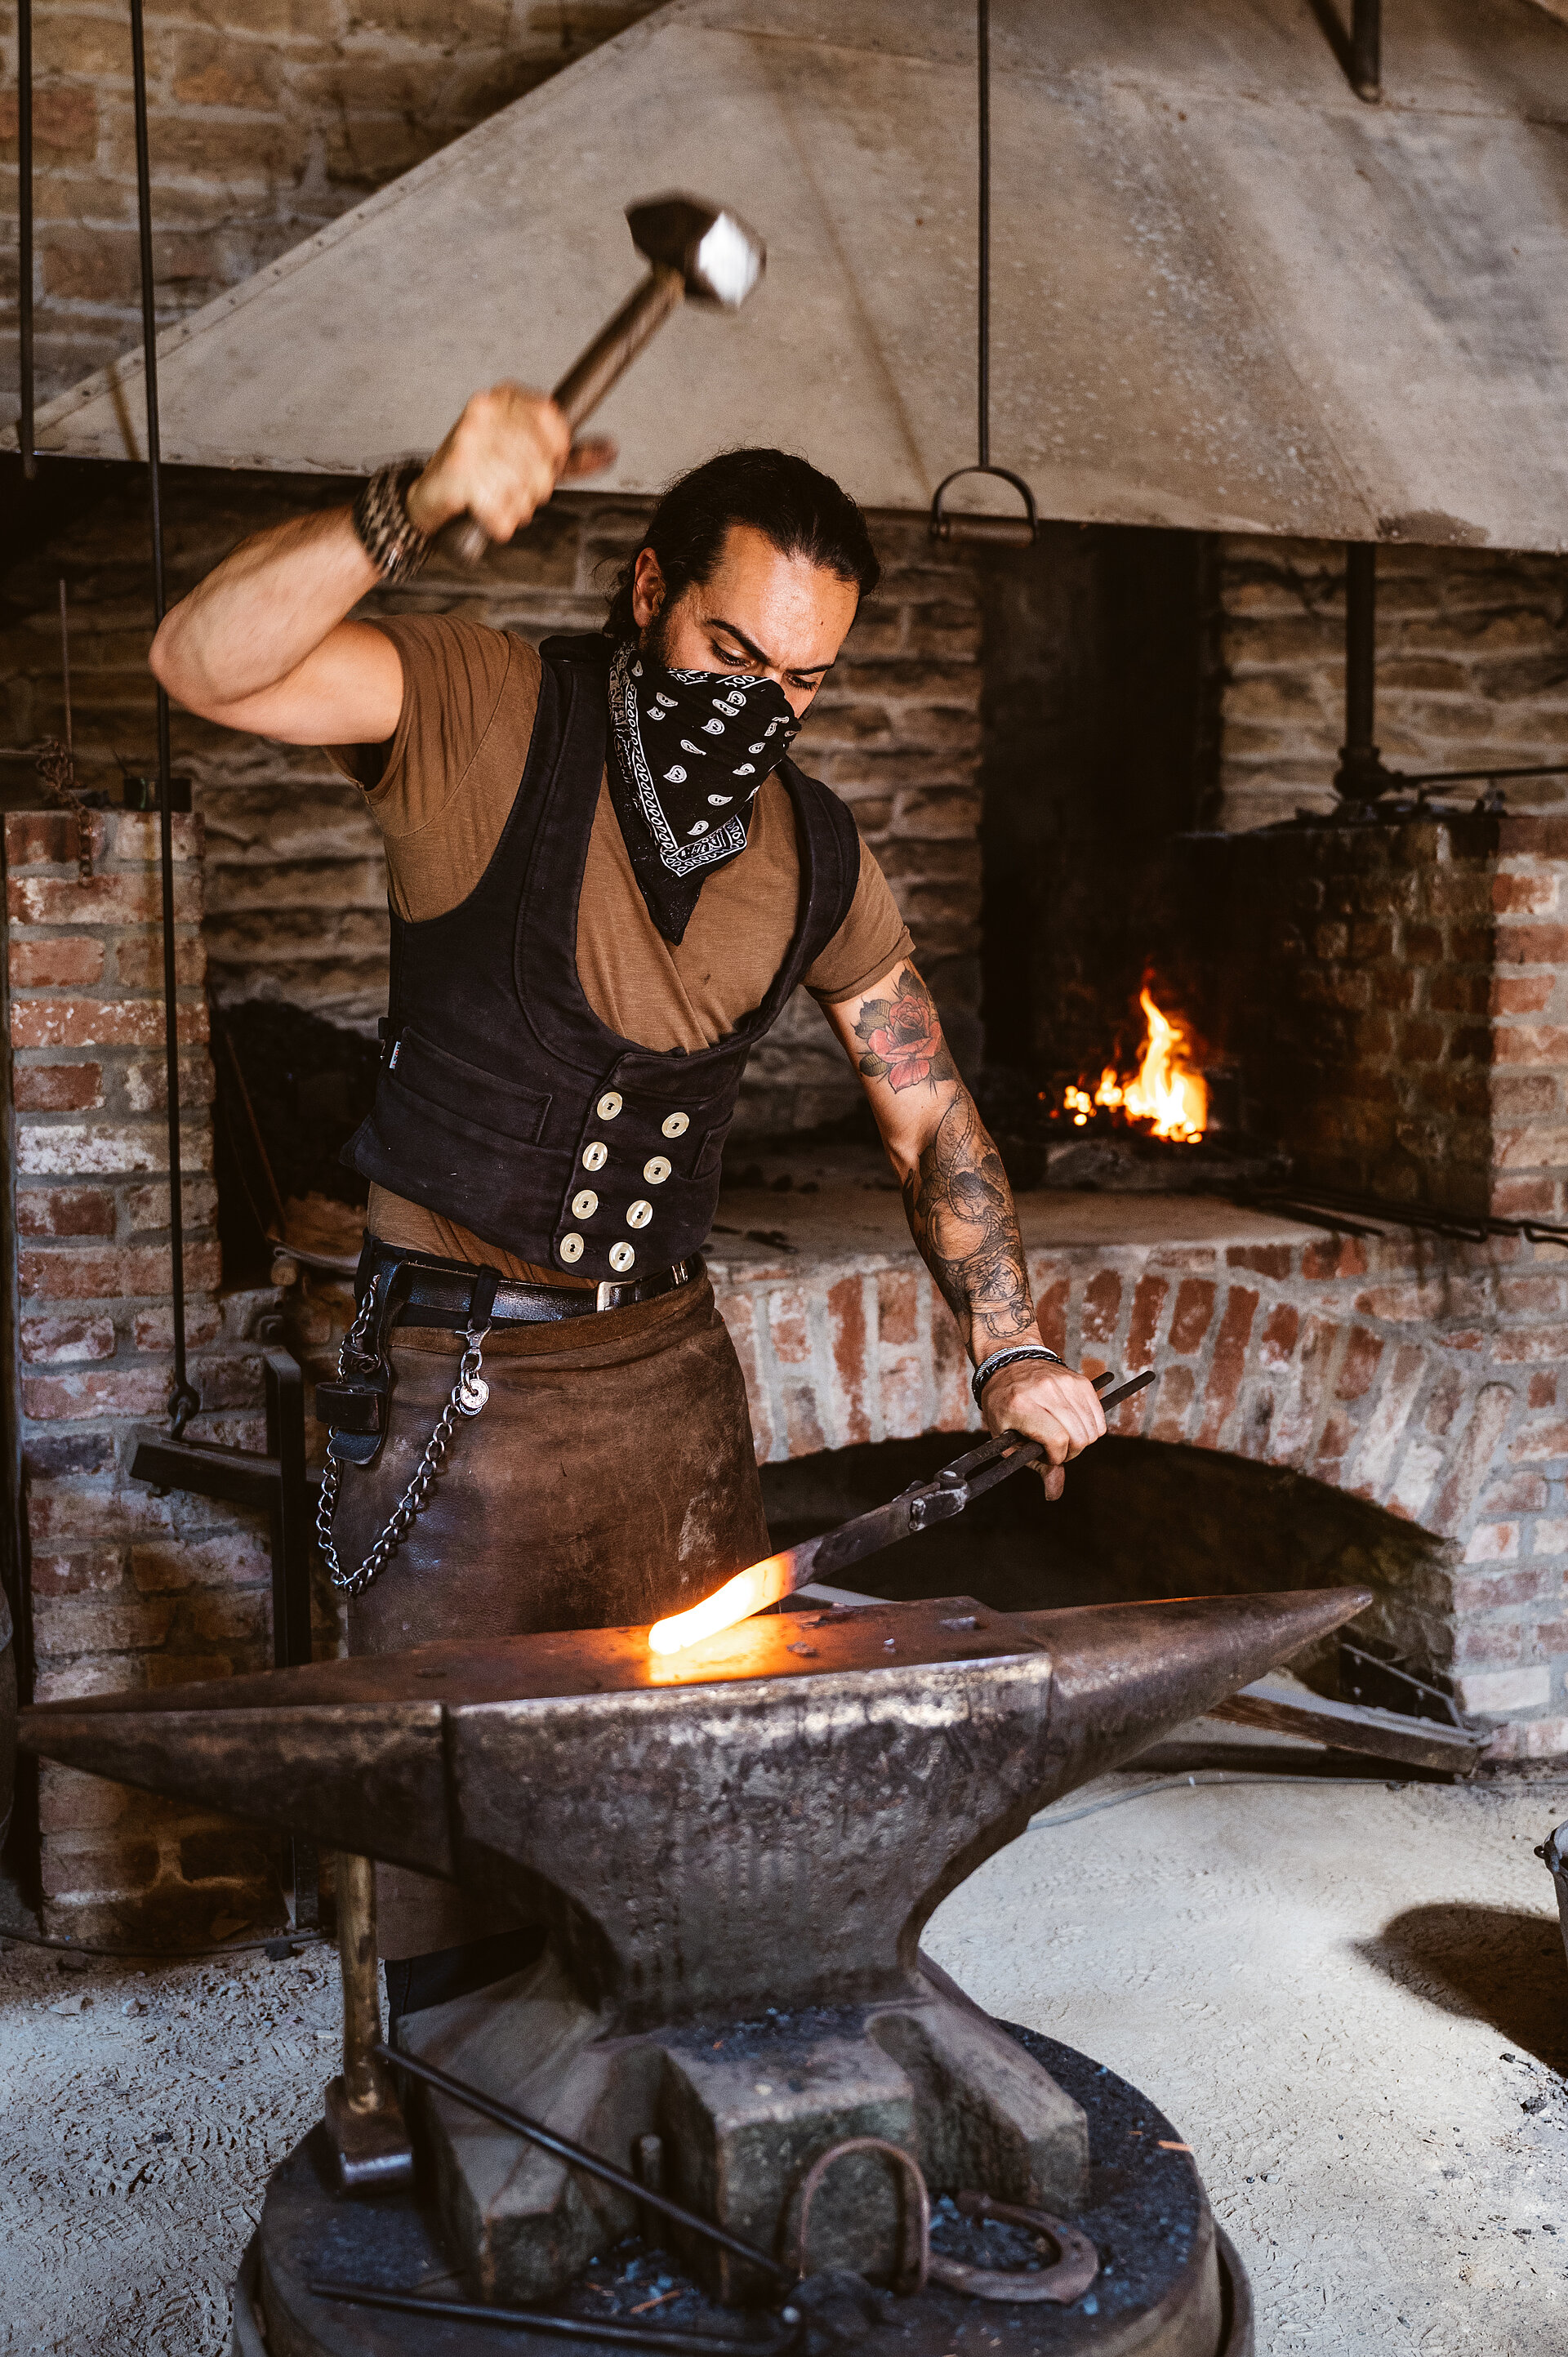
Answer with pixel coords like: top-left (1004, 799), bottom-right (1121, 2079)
top-left (436, 196), bottom-right (765, 568)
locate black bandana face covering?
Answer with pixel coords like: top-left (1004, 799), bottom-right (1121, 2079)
top-left (607, 640), bottom-right (803, 943)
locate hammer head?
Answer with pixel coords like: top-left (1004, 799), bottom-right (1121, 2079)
top-left (626, 196), bottom-right (765, 310)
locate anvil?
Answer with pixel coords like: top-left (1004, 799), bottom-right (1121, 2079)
top-left (20, 1584), bottom-right (1366, 2325)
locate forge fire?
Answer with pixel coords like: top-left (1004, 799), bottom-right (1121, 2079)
top-left (1057, 987), bottom-right (1209, 1146)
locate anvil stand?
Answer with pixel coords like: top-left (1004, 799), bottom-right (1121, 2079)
top-left (166, 1588), bottom-right (1367, 2356)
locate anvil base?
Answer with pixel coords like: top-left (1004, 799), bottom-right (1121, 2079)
top-left (238, 2025), bottom-right (1253, 2357)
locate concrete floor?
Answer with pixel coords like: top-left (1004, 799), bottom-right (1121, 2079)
top-left (2, 1756), bottom-right (1566, 2355)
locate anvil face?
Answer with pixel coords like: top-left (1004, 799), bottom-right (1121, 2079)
top-left (21, 1584), bottom-right (1370, 2304)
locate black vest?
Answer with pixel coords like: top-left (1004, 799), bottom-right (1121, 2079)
top-left (349, 634), bottom-right (862, 1281)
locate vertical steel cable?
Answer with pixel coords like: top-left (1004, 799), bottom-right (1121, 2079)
top-left (977, 0), bottom-right (990, 471)
top-left (128, 0), bottom-right (198, 1434)
top-left (17, 0), bottom-right (34, 479)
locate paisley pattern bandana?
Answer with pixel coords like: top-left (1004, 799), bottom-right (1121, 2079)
top-left (607, 640), bottom-right (802, 943)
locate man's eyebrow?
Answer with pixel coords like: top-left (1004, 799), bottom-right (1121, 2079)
top-left (706, 615), bottom-right (834, 675)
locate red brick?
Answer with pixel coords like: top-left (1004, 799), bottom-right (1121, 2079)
top-left (1496, 925), bottom-right (1568, 965)
top-left (1303, 1236), bottom-right (1367, 1280)
top-left (826, 1275), bottom-right (871, 1448)
top-left (7, 873), bottom-right (201, 926)
top-left (1536, 1619), bottom-right (1568, 1653)
top-left (1480, 1471), bottom-right (1550, 1515)
top-left (1493, 1326), bottom-right (1568, 1362)
top-left (1196, 1285), bottom-right (1258, 1448)
top-left (8, 937), bottom-right (105, 987)
top-left (32, 1595), bottom-right (176, 1655)
top-left (1126, 1275), bottom-right (1168, 1371)
top-left (1493, 1026), bottom-right (1568, 1063)
top-left (12, 1063), bottom-right (104, 1112)
top-left (131, 1302), bottom-right (223, 1352)
top-left (19, 1314), bottom-right (116, 1365)
top-left (14, 1186), bottom-right (115, 1238)
top-left (1431, 1383), bottom-right (1517, 1536)
top-left (1530, 1373), bottom-right (1558, 1410)
top-left (875, 1268), bottom-right (919, 1349)
top-left (22, 1369), bottom-right (176, 1421)
top-left (1258, 1302), bottom-right (1299, 1370)
top-left (0, 83), bottom-right (98, 162)
top-left (1315, 1410), bottom-right (1356, 1474)
top-left (1492, 1175), bottom-right (1557, 1219)
top-left (30, 1548), bottom-right (126, 1597)
top-left (112, 934), bottom-right (206, 989)
top-left (3, 811), bottom-right (108, 867)
top-left (1335, 1327), bottom-right (1384, 1401)
top-left (1450, 1621), bottom-right (1525, 1667)
top-left (1169, 1279), bottom-right (1217, 1356)
top-left (1454, 1569), bottom-right (1552, 1614)
top-left (1401, 1018), bottom-right (1446, 1063)
top-left (112, 813), bottom-right (203, 865)
top-left (1494, 871), bottom-right (1559, 916)
top-left (10, 999), bottom-right (208, 1049)
top-left (1492, 976), bottom-right (1555, 1015)
top-left (18, 1241), bottom-right (221, 1300)
top-left (1226, 1245), bottom-right (1293, 1279)
top-left (1510, 1418), bottom-right (1568, 1462)
top-left (1081, 1268), bottom-right (1121, 1349)
top-left (1035, 1277), bottom-right (1069, 1360)
top-left (1148, 1363), bottom-right (1196, 1442)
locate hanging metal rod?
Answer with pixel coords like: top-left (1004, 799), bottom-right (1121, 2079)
top-left (1351, 0), bottom-right (1381, 102)
top-left (1333, 541), bottom-right (1568, 807)
top-left (17, 0), bottom-right (35, 479)
top-left (128, 0), bottom-right (199, 1437)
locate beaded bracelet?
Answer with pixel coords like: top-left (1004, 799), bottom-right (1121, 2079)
top-left (971, 1343), bottom-right (1064, 1407)
top-left (352, 459), bottom-right (431, 586)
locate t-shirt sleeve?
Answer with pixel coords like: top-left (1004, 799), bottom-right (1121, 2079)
top-left (323, 614), bottom-right (524, 837)
top-left (804, 838), bottom-right (915, 1005)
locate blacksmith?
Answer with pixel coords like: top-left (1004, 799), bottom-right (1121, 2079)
top-left (151, 386), bottom-right (1106, 2014)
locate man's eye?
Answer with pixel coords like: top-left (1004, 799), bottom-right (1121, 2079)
top-left (713, 645), bottom-right (748, 666)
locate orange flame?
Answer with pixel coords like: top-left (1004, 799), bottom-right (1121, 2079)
top-left (1062, 988), bottom-right (1208, 1144)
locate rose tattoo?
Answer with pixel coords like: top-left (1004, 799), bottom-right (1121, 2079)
top-left (853, 965), bottom-right (956, 1093)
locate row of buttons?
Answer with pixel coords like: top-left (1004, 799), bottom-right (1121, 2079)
top-left (559, 1096), bottom-right (694, 1274)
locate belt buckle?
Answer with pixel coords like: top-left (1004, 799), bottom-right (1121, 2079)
top-left (595, 1279), bottom-right (620, 1313)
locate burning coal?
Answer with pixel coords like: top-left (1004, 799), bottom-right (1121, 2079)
top-left (1059, 987), bottom-right (1208, 1145)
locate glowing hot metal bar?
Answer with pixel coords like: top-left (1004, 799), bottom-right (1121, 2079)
top-left (649, 1373), bottom-right (1156, 1655)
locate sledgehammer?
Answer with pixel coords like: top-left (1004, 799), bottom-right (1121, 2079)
top-left (437, 195), bottom-right (765, 568)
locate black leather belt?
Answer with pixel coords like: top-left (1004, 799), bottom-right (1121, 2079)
top-left (361, 1236), bottom-right (703, 1330)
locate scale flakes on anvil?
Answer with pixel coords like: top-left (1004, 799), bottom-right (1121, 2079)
top-left (20, 1584), bottom-right (1368, 2355)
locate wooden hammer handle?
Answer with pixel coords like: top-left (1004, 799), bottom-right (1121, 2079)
top-left (434, 262), bottom-right (685, 570)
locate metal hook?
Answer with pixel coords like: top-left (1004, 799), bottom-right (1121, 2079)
top-left (929, 465), bottom-right (1038, 550)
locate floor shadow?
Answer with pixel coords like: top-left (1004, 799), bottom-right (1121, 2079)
top-left (1355, 1905), bottom-right (1568, 2074)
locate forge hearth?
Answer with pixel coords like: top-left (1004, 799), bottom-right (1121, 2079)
top-left (20, 1585), bottom-right (1363, 2352)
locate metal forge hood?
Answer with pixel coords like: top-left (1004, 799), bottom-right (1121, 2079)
top-left (15, 1), bottom-right (1568, 549)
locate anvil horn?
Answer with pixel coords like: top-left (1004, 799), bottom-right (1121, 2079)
top-left (16, 1588), bottom-right (1369, 1905)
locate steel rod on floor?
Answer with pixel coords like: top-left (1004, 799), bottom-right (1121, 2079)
top-left (17, 0), bottom-right (34, 479)
top-left (127, 0), bottom-right (198, 1434)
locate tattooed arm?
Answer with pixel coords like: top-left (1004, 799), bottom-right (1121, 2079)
top-left (824, 960), bottom-right (1104, 1497)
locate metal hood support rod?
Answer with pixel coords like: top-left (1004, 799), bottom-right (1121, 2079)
top-left (128, 0), bottom-right (198, 1435)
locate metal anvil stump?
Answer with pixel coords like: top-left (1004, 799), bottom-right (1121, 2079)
top-left (20, 1584), bottom-right (1368, 2348)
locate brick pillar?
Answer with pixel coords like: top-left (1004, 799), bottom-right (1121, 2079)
top-left (5, 806), bottom-right (283, 1943)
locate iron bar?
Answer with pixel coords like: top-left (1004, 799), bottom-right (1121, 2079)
top-left (308, 2281), bottom-right (800, 2354)
top-left (372, 2043), bottom-right (795, 2285)
top-left (128, 0), bottom-right (198, 1435)
top-left (977, 0), bottom-right (990, 471)
top-left (17, 0), bottom-right (34, 479)
top-left (1351, 0), bottom-right (1381, 102)
top-left (1235, 1180), bottom-right (1568, 1254)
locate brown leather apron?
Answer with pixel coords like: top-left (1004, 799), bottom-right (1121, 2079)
top-left (330, 1272), bottom-right (768, 1959)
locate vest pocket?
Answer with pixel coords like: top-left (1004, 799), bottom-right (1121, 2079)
top-left (388, 1029), bottom-right (552, 1145)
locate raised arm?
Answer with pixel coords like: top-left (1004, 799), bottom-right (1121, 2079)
top-left (824, 960), bottom-right (1105, 1497)
top-left (147, 386), bottom-right (610, 744)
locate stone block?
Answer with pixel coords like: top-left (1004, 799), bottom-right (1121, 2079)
top-left (1454, 1664), bottom-right (1552, 1713)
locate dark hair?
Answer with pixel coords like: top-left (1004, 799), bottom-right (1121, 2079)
top-left (604, 448), bottom-right (880, 640)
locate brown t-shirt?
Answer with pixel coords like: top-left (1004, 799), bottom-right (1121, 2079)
top-left (329, 616), bottom-right (911, 1281)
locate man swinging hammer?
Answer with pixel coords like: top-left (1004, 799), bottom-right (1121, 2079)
top-left (150, 385), bottom-right (1106, 2017)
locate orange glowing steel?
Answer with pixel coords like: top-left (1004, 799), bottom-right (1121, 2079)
top-left (1062, 989), bottom-right (1207, 1145)
top-left (647, 1552), bottom-right (795, 1655)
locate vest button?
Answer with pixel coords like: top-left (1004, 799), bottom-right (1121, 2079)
top-left (662, 1111), bottom-right (689, 1138)
top-left (559, 1232), bottom-right (585, 1263)
top-left (598, 1090), bottom-right (624, 1121)
top-left (608, 1241), bottom-right (635, 1273)
top-left (643, 1155), bottom-right (671, 1185)
top-left (581, 1141), bottom-right (608, 1173)
top-left (572, 1189), bottom-right (599, 1219)
top-left (626, 1199), bottom-right (653, 1229)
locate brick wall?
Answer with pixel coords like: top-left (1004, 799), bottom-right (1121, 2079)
top-left (2, 0), bottom-right (666, 418)
top-left (3, 803), bottom-right (300, 1940)
top-left (3, 471), bottom-right (985, 1134)
top-left (1218, 538), bottom-right (1568, 832)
